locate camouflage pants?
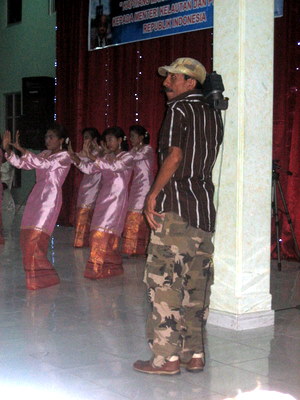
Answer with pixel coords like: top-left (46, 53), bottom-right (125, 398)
top-left (144, 212), bottom-right (214, 367)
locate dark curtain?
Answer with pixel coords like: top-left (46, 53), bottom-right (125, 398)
top-left (272, 0), bottom-right (300, 259)
top-left (56, 0), bottom-right (213, 226)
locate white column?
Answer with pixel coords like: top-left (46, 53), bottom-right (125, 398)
top-left (209, 0), bottom-right (275, 330)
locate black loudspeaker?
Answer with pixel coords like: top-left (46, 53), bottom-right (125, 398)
top-left (19, 76), bottom-right (55, 150)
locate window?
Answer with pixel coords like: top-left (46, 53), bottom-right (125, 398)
top-left (5, 92), bottom-right (21, 134)
top-left (7, 0), bottom-right (22, 24)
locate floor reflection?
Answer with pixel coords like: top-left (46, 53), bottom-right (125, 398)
top-left (0, 209), bottom-right (299, 400)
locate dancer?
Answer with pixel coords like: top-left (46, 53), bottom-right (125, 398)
top-left (122, 125), bottom-right (154, 256)
top-left (2, 125), bottom-right (72, 290)
top-left (69, 126), bottom-right (133, 279)
top-left (74, 127), bottom-right (102, 248)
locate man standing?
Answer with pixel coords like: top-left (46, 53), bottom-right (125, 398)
top-left (133, 57), bottom-right (224, 375)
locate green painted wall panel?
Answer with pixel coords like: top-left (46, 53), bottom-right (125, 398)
top-left (0, 0), bottom-right (56, 204)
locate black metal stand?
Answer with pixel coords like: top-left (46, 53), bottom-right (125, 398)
top-left (272, 168), bottom-right (300, 271)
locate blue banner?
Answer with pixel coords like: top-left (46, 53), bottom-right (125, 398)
top-left (89, 0), bottom-right (213, 50)
top-left (89, 0), bottom-right (284, 51)
top-left (274, 0), bottom-right (284, 18)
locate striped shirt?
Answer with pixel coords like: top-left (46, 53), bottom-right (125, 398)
top-left (156, 90), bottom-right (224, 232)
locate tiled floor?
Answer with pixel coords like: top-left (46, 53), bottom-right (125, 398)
top-left (0, 212), bottom-right (300, 400)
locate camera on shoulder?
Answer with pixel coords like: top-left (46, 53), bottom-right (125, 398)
top-left (202, 71), bottom-right (229, 110)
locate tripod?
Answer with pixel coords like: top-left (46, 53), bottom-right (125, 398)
top-left (271, 162), bottom-right (300, 271)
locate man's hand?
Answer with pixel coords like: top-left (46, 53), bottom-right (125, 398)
top-left (144, 193), bottom-right (163, 230)
top-left (144, 146), bottom-right (182, 230)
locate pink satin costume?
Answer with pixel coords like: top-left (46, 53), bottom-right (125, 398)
top-left (74, 154), bottom-right (102, 248)
top-left (77, 151), bottom-right (133, 279)
top-left (0, 149), bottom-right (4, 245)
top-left (122, 145), bottom-right (154, 255)
top-left (6, 150), bottom-right (72, 290)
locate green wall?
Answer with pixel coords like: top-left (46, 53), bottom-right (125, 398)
top-left (0, 0), bottom-right (56, 204)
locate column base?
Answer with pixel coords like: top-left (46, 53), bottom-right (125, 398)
top-left (207, 309), bottom-right (274, 330)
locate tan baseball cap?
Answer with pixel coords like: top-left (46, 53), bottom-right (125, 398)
top-left (158, 57), bottom-right (207, 84)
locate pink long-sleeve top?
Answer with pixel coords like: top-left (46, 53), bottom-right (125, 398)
top-left (76, 155), bottom-right (102, 208)
top-left (77, 151), bottom-right (133, 236)
top-left (6, 150), bottom-right (72, 235)
top-left (128, 144), bottom-right (154, 212)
